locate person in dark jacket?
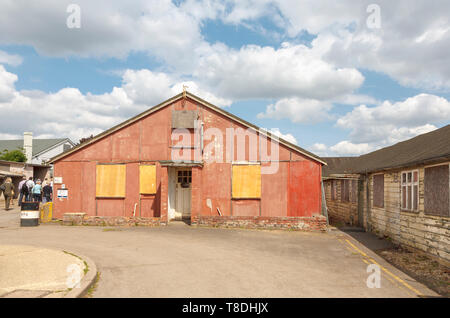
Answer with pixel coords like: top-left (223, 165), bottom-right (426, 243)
top-left (20, 181), bottom-right (29, 205)
top-left (42, 183), bottom-right (52, 203)
top-left (0, 177), bottom-right (14, 210)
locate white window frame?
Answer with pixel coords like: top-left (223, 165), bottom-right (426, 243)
top-left (401, 170), bottom-right (419, 212)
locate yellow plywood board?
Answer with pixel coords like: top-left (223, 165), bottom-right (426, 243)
top-left (140, 165), bottom-right (157, 194)
top-left (232, 165), bottom-right (261, 199)
top-left (96, 164), bottom-right (126, 197)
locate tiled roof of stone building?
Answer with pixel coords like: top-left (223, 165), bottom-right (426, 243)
top-left (322, 124), bottom-right (450, 176)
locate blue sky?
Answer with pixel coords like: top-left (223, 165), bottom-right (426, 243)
top-left (0, 1), bottom-right (449, 156)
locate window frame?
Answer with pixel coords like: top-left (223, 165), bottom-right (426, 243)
top-left (401, 169), bottom-right (419, 213)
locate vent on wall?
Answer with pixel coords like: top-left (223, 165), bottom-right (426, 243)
top-left (172, 110), bottom-right (198, 129)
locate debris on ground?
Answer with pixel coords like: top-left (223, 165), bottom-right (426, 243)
top-left (377, 246), bottom-right (450, 297)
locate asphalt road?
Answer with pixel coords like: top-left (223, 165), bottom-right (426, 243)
top-left (0, 206), bottom-right (437, 297)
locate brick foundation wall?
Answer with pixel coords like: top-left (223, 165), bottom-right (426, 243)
top-left (61, 213), bottom-right (328, 232)
top-left (62, 213), bottom-right (165, 227)
top-left (191, 215), bottom-right (328, 232)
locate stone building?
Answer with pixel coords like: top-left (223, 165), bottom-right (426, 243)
top-left (323, 125), bottom-right (450, 261)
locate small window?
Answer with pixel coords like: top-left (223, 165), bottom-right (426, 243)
top-left (424, 165), bottom-right (449, 217)
top-left (373, 174), bottom-right (384, 208)
top-left (401, 170), bottom-right (419, 212)
top-left (232, 164), bottom-right (261, 199)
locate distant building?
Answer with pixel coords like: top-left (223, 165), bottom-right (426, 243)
top-left (0, 132), bottom-right (75, 165)
top-left (323, 125), bottom-right (450, 261)
top-left (0, 159), bottom-right (52, 201)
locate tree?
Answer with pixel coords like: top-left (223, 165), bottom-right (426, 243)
top-left (0, 149), bottom-right (27, 162)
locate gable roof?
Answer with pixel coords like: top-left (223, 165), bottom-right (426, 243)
top-left (0, 138), bottom-right (73, 157)
top-left (49, 91), bottom-right (326, 165)
top-left (323, 124), bottom-right (450, 176)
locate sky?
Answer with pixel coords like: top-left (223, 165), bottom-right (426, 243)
top-left (0, 0), bottom-right (449, 157)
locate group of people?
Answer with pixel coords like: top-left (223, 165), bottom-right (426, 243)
top-left (0, 176), bottom-right (53, 210)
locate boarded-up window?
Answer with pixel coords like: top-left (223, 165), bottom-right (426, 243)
top-left (350, 180), bottom-right (358, 203)
top-left (140, 165), bottom-right (156, 194)
top-left (341, 180), bottom-right (349, 202)
top-left (424, 165), bottom-right (449, 217)
top-left (232, 165), bottom-right (261, 199)
top-left (331, 181), bottom-right (336, 201)
top-left (331, 180), bottom-right (336, 201)
top-left (401, 170), bottom-right (419, 212)
top-left (373, 174), bottom-right (384, 208)
top-left (96, 164), bottom-right (126, 198)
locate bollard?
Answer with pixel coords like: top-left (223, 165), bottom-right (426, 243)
top-left (20, 202), bottom-right (40, 227)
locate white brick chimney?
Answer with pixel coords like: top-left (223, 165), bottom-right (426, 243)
top-left (23, 132), bottom-right (33, 163)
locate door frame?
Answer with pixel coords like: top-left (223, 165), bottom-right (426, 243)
top-left (167, 167), bottom-right (192, 222)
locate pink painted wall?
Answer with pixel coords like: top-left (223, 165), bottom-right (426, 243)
top-left (53, 97), bottom-right (323, 220)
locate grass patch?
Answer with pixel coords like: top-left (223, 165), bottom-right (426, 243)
top-left (84, 272), bottom-right (101, 298)
top-left (102, 228), bottom-right (122, 232)
top-left (63, 250), bottom-right (89, 275)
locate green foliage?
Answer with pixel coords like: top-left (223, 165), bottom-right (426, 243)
top-left (0, 149), bottom-right (27, 162)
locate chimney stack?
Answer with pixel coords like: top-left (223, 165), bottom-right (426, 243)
top-left (23, 132), bottom-right (33, 163)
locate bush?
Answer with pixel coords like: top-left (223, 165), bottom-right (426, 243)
top-left (0, 149), bottom-right (27, 162)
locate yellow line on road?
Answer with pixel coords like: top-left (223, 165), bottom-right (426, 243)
top-left (344, 239), bottom-right (422, 297)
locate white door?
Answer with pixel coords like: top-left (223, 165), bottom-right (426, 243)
top-left (175, 169), bottom-right (191, 219)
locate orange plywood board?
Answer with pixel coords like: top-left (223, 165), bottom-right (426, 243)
top-left (96, 164), bottom-right (126, 198)
top-left (140, 165), bottom-right (157, 194)
top-left (232, 165), bottom-right (261, 199)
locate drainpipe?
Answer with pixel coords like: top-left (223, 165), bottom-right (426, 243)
top-left (321, 181), bottom-right (329, 225)
top-left (365, 170), bottom-right (371, 232)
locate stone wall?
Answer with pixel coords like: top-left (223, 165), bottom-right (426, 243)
top-left (62, 213), bottom-right (165, 227)
top-left (324, 178), bottom-right (359, 226)
top-left (192, 215), bottom-right (328, 232)
top-left (367, 164), bottom-right (450, 261)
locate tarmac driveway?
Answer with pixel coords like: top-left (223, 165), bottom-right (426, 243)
top-left (0, 208), bottom-right (437, 297)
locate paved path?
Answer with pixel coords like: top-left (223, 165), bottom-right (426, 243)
top-left (0, 207), bottom-right (438, 297)
top-left (0, 244), bottom-right (86, 297)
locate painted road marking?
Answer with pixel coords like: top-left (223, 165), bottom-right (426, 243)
top-left (343, 238), bottom-right (423, 297)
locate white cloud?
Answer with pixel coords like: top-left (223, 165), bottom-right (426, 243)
top-left (196, 43), bottom-right (364, 100)
top-left (0, 51), bottom-right (22, 66)
top-left (269, 129), bottom-right (298, 145)
top-left (307, 94), bottom-right (449, 156)
top-left (0, 65), bottom-right (18, 103)
top-left (337, 94), bottom-right (450, 144)
top-left (309, 143), bottom-right (329, 157)
top-left (329, 141), bottom-right (373, 156)
top-left (258, 97), bottom-right (333, 123)
top-left (0, 65), bottom-right (228, 143)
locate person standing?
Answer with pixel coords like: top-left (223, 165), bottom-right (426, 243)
top-left (20, 180), bottom-right (29, 205)
top-left (26, 177), bottom-right (34, 201)
top-left (0, 177), bottom-right (14, 210)
top-left (42, 182), bottom-right (52, 203)
top-left (32, 180), bottom-right (42, 203)
top-left (18, 176), bottom-right (27, 206)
